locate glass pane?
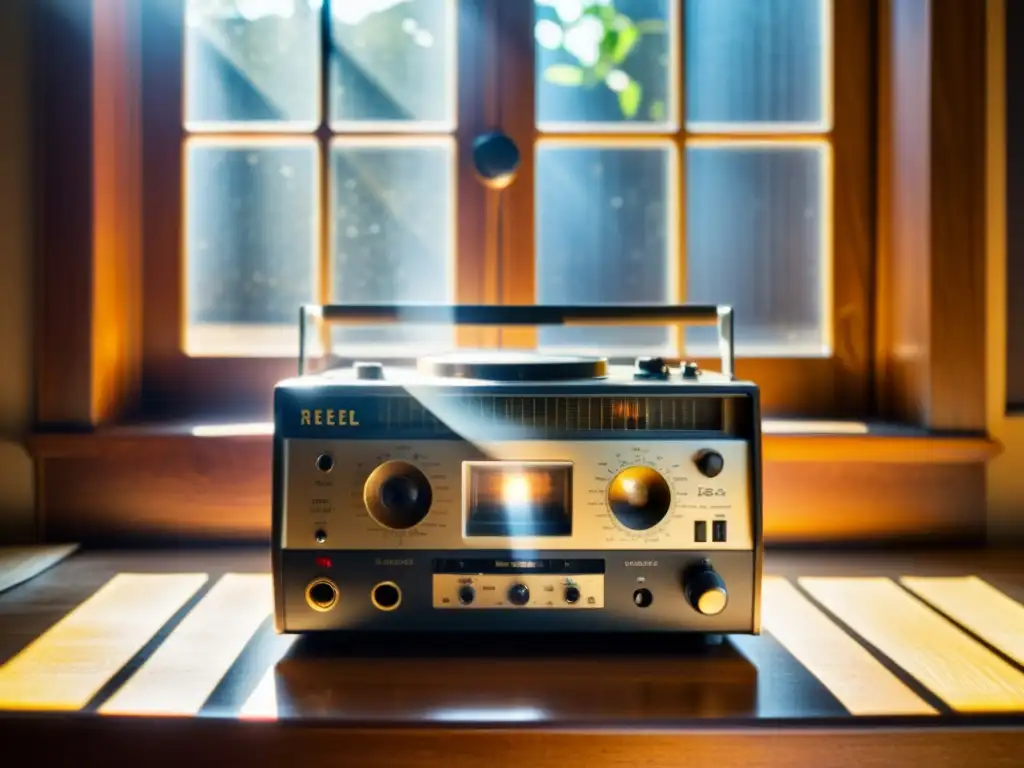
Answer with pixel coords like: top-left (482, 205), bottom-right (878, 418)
top-left (535, 0), bottom-right (676, 130)
top-left (185, 141), bottom-right (319, 356)
top-left (685, 144), bottom-right (828, 356)
top-left (685, 0), bottom-right (828, 129)
top-left (185, 0), bottom-right (321, 130)
top-left (331, 141), bottom-right (455, 352)
top-left (536, 144), bottom-right (676, 354)
top-left (330, 0), bottom-right (456, 130)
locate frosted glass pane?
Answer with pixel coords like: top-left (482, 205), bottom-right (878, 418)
top-left (685, 145), bottom-right (827, 356)
top-left (535, 0), bottom-right (675, 129)
top-left (536, 144), bottom-right (675, 353)
top-left (685, 0), bottom-right (827, 129)
top-left (331, 141), bottom-right (455, 352)
top-left (184, 0), bottom-right (320, 130)
top-left (185, 141), bottom-right (318, 355)
top-left (330, 0), bottom-right (456, 129)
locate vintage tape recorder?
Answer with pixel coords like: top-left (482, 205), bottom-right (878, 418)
top-left (272, 304), bottom-right (763, 634)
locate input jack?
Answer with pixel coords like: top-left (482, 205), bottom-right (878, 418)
top-left (370, 581), bottom-right (402, 612)
top-left (305, 578), bottom-right (339, 612)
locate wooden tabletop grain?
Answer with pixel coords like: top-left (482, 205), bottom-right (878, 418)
top-left (0, 548), bottom-right (1022, 767)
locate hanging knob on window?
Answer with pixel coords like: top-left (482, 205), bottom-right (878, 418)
top-left (472, 131), bottom-right (520, 190)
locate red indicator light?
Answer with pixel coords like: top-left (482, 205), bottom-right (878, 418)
top-left (315, 556), bottom-right (333, 569)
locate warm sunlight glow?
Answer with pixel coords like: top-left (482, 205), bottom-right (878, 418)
top-left (0, 574), bottom-right (208, 711)
top-left (100, 574), bottom-right (272, 716)
top-left (762, 577), bottom-right (935, 715)
top-left (761, 419), bottom-right (869, 435)
top-left (901, 576), bottom-right (1024, 666)
top-left (239, 636), bottom-right (298, 721)
top-left (800, 577), bottom-right (1024, 712)
top-left (191, 422), bottom-right (274, 437)
top-left (502, 474), bottom-right (532, 507)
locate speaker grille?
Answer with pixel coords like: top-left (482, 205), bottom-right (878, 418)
top-left (379, 395), bottom-right (726, 434)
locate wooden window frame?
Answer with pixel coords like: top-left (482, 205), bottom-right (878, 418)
top-left (496, 0), bottom-right (873, 419)
top-left (30, 0), bottom-right (997, 546)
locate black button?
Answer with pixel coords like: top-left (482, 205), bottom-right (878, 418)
top-left (564, 585), bottom-right (581, 605)
top-left (314, 529), bottom-right (327, 544)
top-left (316, 454), bottom-right (334, 473)
top-left (633, 356), bottom-right (669, 379)
top-left (695, 449), bottom-right (725, 478)
top-left (458, 585), bottom-right (476, 605)
top-left (354, 361), bottom-right (385, 379)
top-left (712, 520), bottom-right (727, 542)
top-left (507, 583), bottom-right (530, 606)
top-left (694, 520), bottom-right (707, 543)
top-left (633, 588), bottom-right (654, 608)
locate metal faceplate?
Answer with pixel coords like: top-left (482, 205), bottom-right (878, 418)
top-left (282, 438), bottom-right (754, 552)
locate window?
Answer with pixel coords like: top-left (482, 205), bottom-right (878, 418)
top-left (532, 0), bottom-right (830, 359)
top-left (142, 0), bottom-right (871, 417)
top-left (182, 0), bottom-right (458, 356)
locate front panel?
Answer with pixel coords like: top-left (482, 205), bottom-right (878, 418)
top-left (272, 384), bottom-right (762, 635)
top-left (282, 439), bottom-right (753, 552)
top-left (278, 549), bottom-right (757, 633)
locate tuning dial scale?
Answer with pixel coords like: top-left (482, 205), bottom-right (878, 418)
top-left (363, 460), bottom-right (434, 530)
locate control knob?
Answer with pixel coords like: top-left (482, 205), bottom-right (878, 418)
top-left (507, 583), bottom-right (530, 606)
top-left (363, 460), bottom-right (433, 530)
top-left (607, 466), bottom-right (672, 530)
top-left (354, 361), bottom-right (385, 380)
top-left (684, 561), bottom-right (728, 616)
top-left (694, 449), bottom-right (724, 478)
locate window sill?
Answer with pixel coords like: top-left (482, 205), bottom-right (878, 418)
top-left (26, 421), bottom-right (998, 546)
top-left (28, 419), bottom-right (1001, 464)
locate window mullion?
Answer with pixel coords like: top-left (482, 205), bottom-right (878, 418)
top-left (497, 0), bottom-right (538, 349)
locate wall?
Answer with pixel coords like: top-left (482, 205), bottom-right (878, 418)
top-left (0, 0), bottom-right (36, 542)
top-left (987, 0), bottom-right (1024, 542)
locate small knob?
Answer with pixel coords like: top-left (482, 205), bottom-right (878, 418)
top-left (507, 583), bottom-right (530, 606)
top-left (694, 449), bottom-right (724, 478)
top-left (684, 563), bottom-right (728, 616)
top-left (314, 529), bottom-right (327, 544)
top-left (634, 356), bottom-right (669, 379)
top-left (354, 361), bottom-right (385, 380)
top-left (458, 585), bottom-right (476, 605)
top-left (564, 584), bottom-right (581, 605)
top-left (633, 588), bottom-right (654, 608)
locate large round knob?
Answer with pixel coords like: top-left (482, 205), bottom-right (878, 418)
top-left (607, 466), bottom-right (672, 531)
top-left (684, 562), bottom-right (728, 616)
top-left (363, 460), bottom-right (433, 530)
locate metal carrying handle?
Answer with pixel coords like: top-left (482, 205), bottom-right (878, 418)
top-left (300, 304), bottom-right (735, 379)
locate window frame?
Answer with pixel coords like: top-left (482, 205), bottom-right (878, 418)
top-left (136, 0), bottom-right (869, 420)
top-left (497, 0), bottom-right (874, 419)
top-left (29, 0), bottom-right (996, 546)
top-left (138, 0), bottom-right (496, 418)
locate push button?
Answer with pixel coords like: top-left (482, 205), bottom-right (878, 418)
top-left (694, 520), bottom-right (707, 542)
top-left (712, 520), bottom-right (727, 542)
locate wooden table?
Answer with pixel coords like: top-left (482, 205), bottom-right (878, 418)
top-left (0, 548), bottom-right (1022, 767)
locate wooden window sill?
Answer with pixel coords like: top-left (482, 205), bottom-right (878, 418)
top-left (28, 420), bottom-right (1001, 465)
top-left (26, 422), bottom-right (999, 546)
